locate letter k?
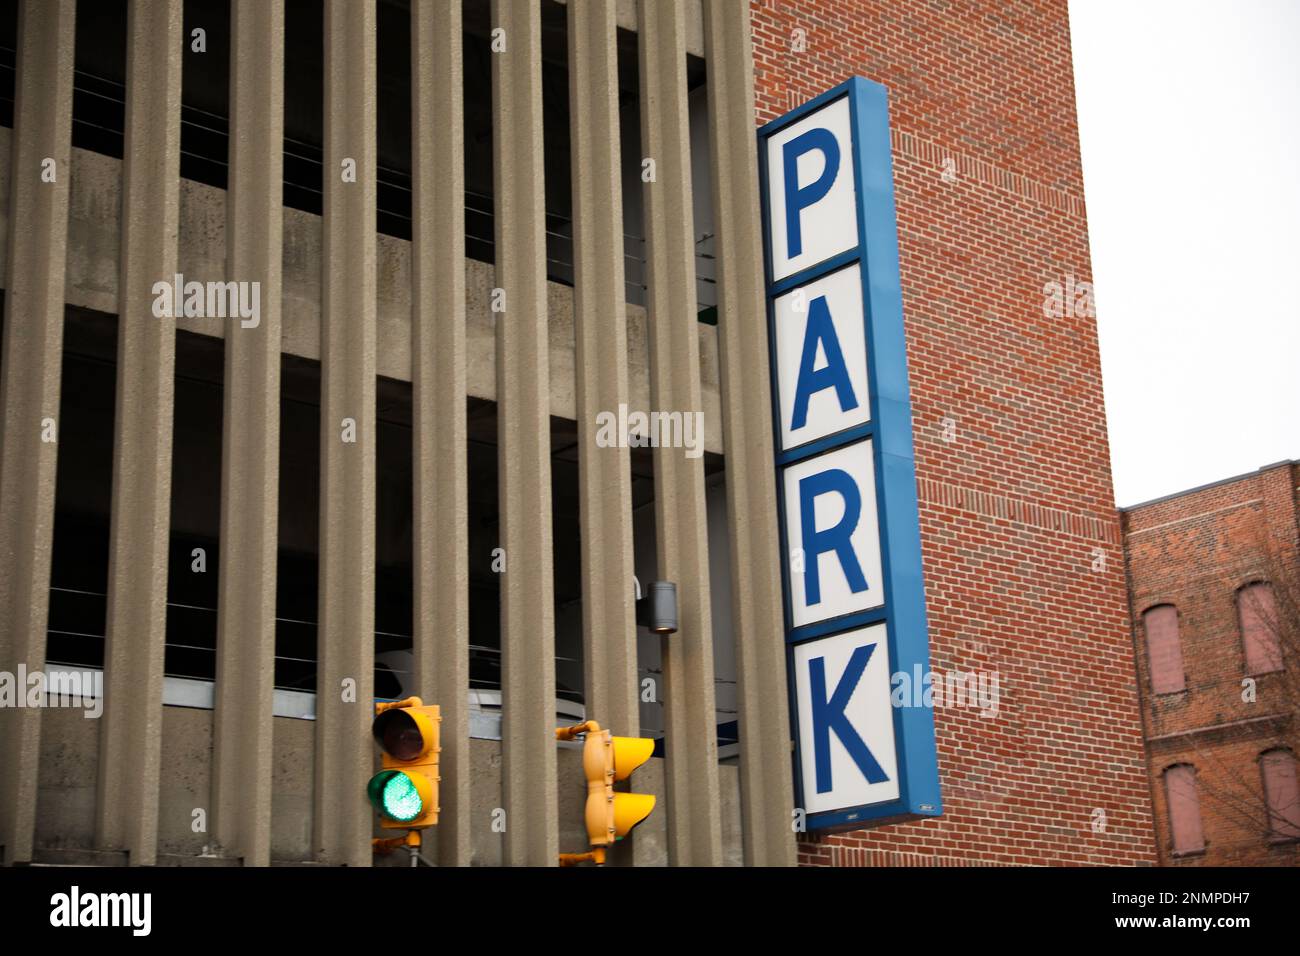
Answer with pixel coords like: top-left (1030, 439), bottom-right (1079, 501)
top-left (809, 643), bottom-right (889, 793)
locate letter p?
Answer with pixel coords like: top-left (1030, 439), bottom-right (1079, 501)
top-left (783, 127), bottom-right (840, 258)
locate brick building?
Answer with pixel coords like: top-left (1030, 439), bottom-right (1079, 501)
top-left (1123, 461), bottom-right (1300, 866)
top-left (746, 0), bottom-right (1153, 866)
top-left (0, 0), bottom-right (1155, 867)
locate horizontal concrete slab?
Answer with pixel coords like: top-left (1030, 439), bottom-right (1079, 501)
top-left (0, 130), bottom-right (726, 455)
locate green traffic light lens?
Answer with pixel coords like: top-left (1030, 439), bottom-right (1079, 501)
top-left (381, 772), bottom-right (424, 822)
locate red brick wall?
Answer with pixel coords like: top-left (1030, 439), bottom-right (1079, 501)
top-left (748, 0), bottom-right (1156, 866)
top-left (1123, 462), bottom-right (1300, 866)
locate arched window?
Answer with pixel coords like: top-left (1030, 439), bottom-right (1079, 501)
top-left (1260, 749), bottom-right (1300, 841)
top-left (1238, 582), bottom-right (1282, 675)
top-left (1143, 604), bottom-right (1184, 694)
top-left (1164, 764), bottom-right (1205, 855)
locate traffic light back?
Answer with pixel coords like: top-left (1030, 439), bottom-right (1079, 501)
top-left (577, 725), bottom-right (656, 848)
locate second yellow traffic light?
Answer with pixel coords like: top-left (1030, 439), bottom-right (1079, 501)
top-left (557, 720), bottom-right (656, 864)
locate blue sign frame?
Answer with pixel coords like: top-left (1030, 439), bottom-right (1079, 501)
top-left (758, 77), bottom-right (942, 831)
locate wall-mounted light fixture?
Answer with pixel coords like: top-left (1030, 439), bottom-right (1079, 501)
top-left (635, 580), bottom-right (678, 635)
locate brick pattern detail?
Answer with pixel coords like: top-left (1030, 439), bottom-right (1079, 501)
top-left (796, 838), bottom-right (1019, 867)
top-left (917, 477), bottom-right (1119, 544)
top-left (750, 0), bottom-right (1155, 866)
top-left (1123, 462), bottom-right (1300, 867)
top-left (891, 128), bottom-right (1086, 219)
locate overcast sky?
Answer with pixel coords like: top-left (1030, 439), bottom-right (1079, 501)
top-left (1069, 0), bottom-right (1300, 507)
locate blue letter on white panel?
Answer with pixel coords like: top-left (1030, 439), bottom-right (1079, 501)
top-left (774, 265), bottom-right (871, 451)
top-left (764, 96), bottom-right (858, 282)
top-left (798, 467), bottom-right (867, 606)
top-left (782, 127), bottom-right (839, 259)
top-left (791, 295), bottom-right (859, 432)
top-left (783, 440), bottom-right (884, 627)
top-left (793, 624), bottom-right (900, 813)
top-left (808, 643), bottom-right (888, 792)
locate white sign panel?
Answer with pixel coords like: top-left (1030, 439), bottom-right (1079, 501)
top-left (773, 264), bottom-right (872, 451)
top-left (793, 623), bottom-right (899, 813)
top-left (783, 439), bottom-right (884, 627)
top-left (765, 96), bottom-right (859, 282)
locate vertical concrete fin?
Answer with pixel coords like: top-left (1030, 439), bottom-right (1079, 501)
top-left (568, 1), bottom-right (640, 736)
top-left (491, 0), bottom-right (559, 867)
top-left (411, 0), bottom-right (472, 868)
top-left (315, 0), bottom-right (377, 868)
top-left (212, 0), bottom-right (285, 868)
top-left (95, 0), bottom-right (183, 867)
top-left (702, 0), bottom-right (797, 867)
top-left (637, 0), bottom-right (723, 867)
top-left (0, 0), bottom-right (77, 866)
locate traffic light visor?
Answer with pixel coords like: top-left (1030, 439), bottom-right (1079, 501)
top-left (612, 793), bottom-right (656, 839)
top-left (611, 736), bottom-right (654, 781)
top-left (372, 707), bottom-right (436, 760)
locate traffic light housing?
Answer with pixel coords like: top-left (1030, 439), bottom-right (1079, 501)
top-left (557, 720), bottom-right (656, 863)
top-left (368, 697), bottom-right (440, 830)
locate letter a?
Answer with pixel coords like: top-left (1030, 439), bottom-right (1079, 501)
top-left (791, 295), bottom-right (858, 431)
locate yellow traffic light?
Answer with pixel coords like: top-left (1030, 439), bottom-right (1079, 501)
top-left (558, 720), bottom-right (656, 865)
top-left (368, 697), bottom-right (440, 830)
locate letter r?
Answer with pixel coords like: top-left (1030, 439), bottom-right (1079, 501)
top-left (799, 467), bottom-right (868, 606)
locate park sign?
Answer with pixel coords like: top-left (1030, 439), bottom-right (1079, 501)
top-left (759, 77), bottom-right (942, 830)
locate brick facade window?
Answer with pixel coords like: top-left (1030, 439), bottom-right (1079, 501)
top-left (1164, 764), bottom-right (1205, 855)
top-left (1260, 749), bottom-right (1300, 841)
top-left (1238, 582), bottom-right (1283, 675)
top-left (1143, 604), bottom-right (1185, 694)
